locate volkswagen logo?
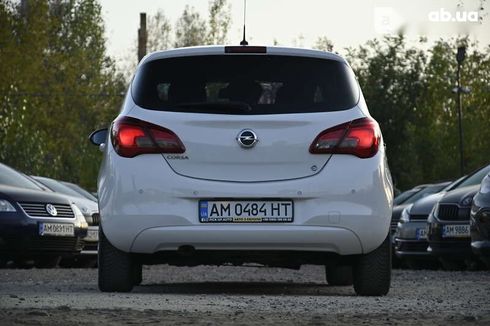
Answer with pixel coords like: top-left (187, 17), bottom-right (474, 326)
top-left (45, 204), bottom-right (58, 216)
top-left (237, 129), bottom-right (258, 148)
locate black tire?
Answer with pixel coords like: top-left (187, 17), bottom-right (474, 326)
top-left (34, 256), bottom-right (61, 269)
top-left (353, 234), bottom-right (391, 296)
top-left (326, 265), bottom-right (353, 286)
top-left (98, 228), bottom-right (134, 292)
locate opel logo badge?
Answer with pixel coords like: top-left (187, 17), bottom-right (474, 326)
top-left (45, 204), bottom-right (58, 216)
top-left (237, 129), bottom-right (258, 148)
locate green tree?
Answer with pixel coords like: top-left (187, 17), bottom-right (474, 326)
top-left (458, 41), bottom-right (490, 174)
top-left (411, 39), bottom-right (458, 182)
top-left (346, 36), bottom-right (490, 189)
top-left (147, 9), bottom-right (172, 52)
top-left (0, 0), bottom-right (125, 190)
top-left (402, 38), bottom-right (490, 185)
top-left (0, 0), bottom-right (52, 175)
top-left (174, 5), bottom-right (207, 48)
top-left (313, 36), bottom-right (334, 52)
top-left (173, 0), bottom-right (232, 48)
top-left (207, 0), bottom-right (231, 45)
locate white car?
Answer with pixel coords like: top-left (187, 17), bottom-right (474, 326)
top-left (90, 45), bottom-right (393, 295)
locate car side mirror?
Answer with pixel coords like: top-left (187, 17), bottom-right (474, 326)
top-left (89, 129), bottom-right (108, 151)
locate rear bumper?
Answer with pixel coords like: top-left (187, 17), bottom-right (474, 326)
top-left (130, 225), bottom-right (362, 255)
top-left (99, 147), bottom-right (393, 256)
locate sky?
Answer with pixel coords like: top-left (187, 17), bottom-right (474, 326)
top-left (99, 0), bottom-right (490, 66)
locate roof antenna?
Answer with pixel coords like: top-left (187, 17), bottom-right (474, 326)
top-left (240, 0), bottom-right (248, 45)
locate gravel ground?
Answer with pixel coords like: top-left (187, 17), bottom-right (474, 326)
top-left (0, 265), bottom-right (489, 325)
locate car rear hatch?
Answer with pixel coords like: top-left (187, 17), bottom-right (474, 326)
top-left (127, 49), bottom-right (364, 182)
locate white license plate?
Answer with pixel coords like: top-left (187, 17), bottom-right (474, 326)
top-left (199, 200), bottom-right (293, 223)
top-left (442, 224), bottom-right (470, 238)
top-left (84, 227), bottom-right (99, 242)
top-left (39, 223), bottom-right (74, 237)
top-left (416, 228), bottom-right (427, 240)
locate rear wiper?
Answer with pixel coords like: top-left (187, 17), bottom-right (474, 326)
top-left (164, 101), bottom-right (252, 113)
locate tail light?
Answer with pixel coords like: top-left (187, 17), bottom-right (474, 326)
top-left (111, 116), bottom-right (185, 158)
top-left (309, 117), bottom-right (381, 158)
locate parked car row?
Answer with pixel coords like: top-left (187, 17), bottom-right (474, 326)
top-left (0, 162), bottom-right (98, 268)
top-left (393, 164), bottom-right (490, 270)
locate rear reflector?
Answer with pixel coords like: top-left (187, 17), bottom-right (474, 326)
top-left (309, 117), bottom-right (381, 159)
top-left (111, 116), bottom-right (185, 158)
top-left (225, 46), bottom-right (267, 53)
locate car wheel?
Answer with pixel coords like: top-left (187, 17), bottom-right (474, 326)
top-left (34, 256), bottom-right (61, 269)
top-left (326, 265), bottom-right (353, 286)
top-left (98, 228), bottom-right (134, 292)
top-left (353, 234), bottom-right (391, 296)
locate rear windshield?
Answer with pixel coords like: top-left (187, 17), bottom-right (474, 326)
top-left (131, 55), bottom-right (359, 115)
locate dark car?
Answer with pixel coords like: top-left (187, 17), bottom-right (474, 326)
top-left (32, 177), bottom-right (99, 267)
top-left (470, 172), bottom-right (490, 268)
top-left (394, 177), bottom-right (466, 268)
top-left (427, 185), bottom-right (479, 269)
top-left (391, 182), bottom-right (450, 236)
top-left (0, 163), bottom-right (88, 268)
top-left (398, 165), bottom-right (490, 270)
top-left (426, 165), bottom-right (490, 269)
